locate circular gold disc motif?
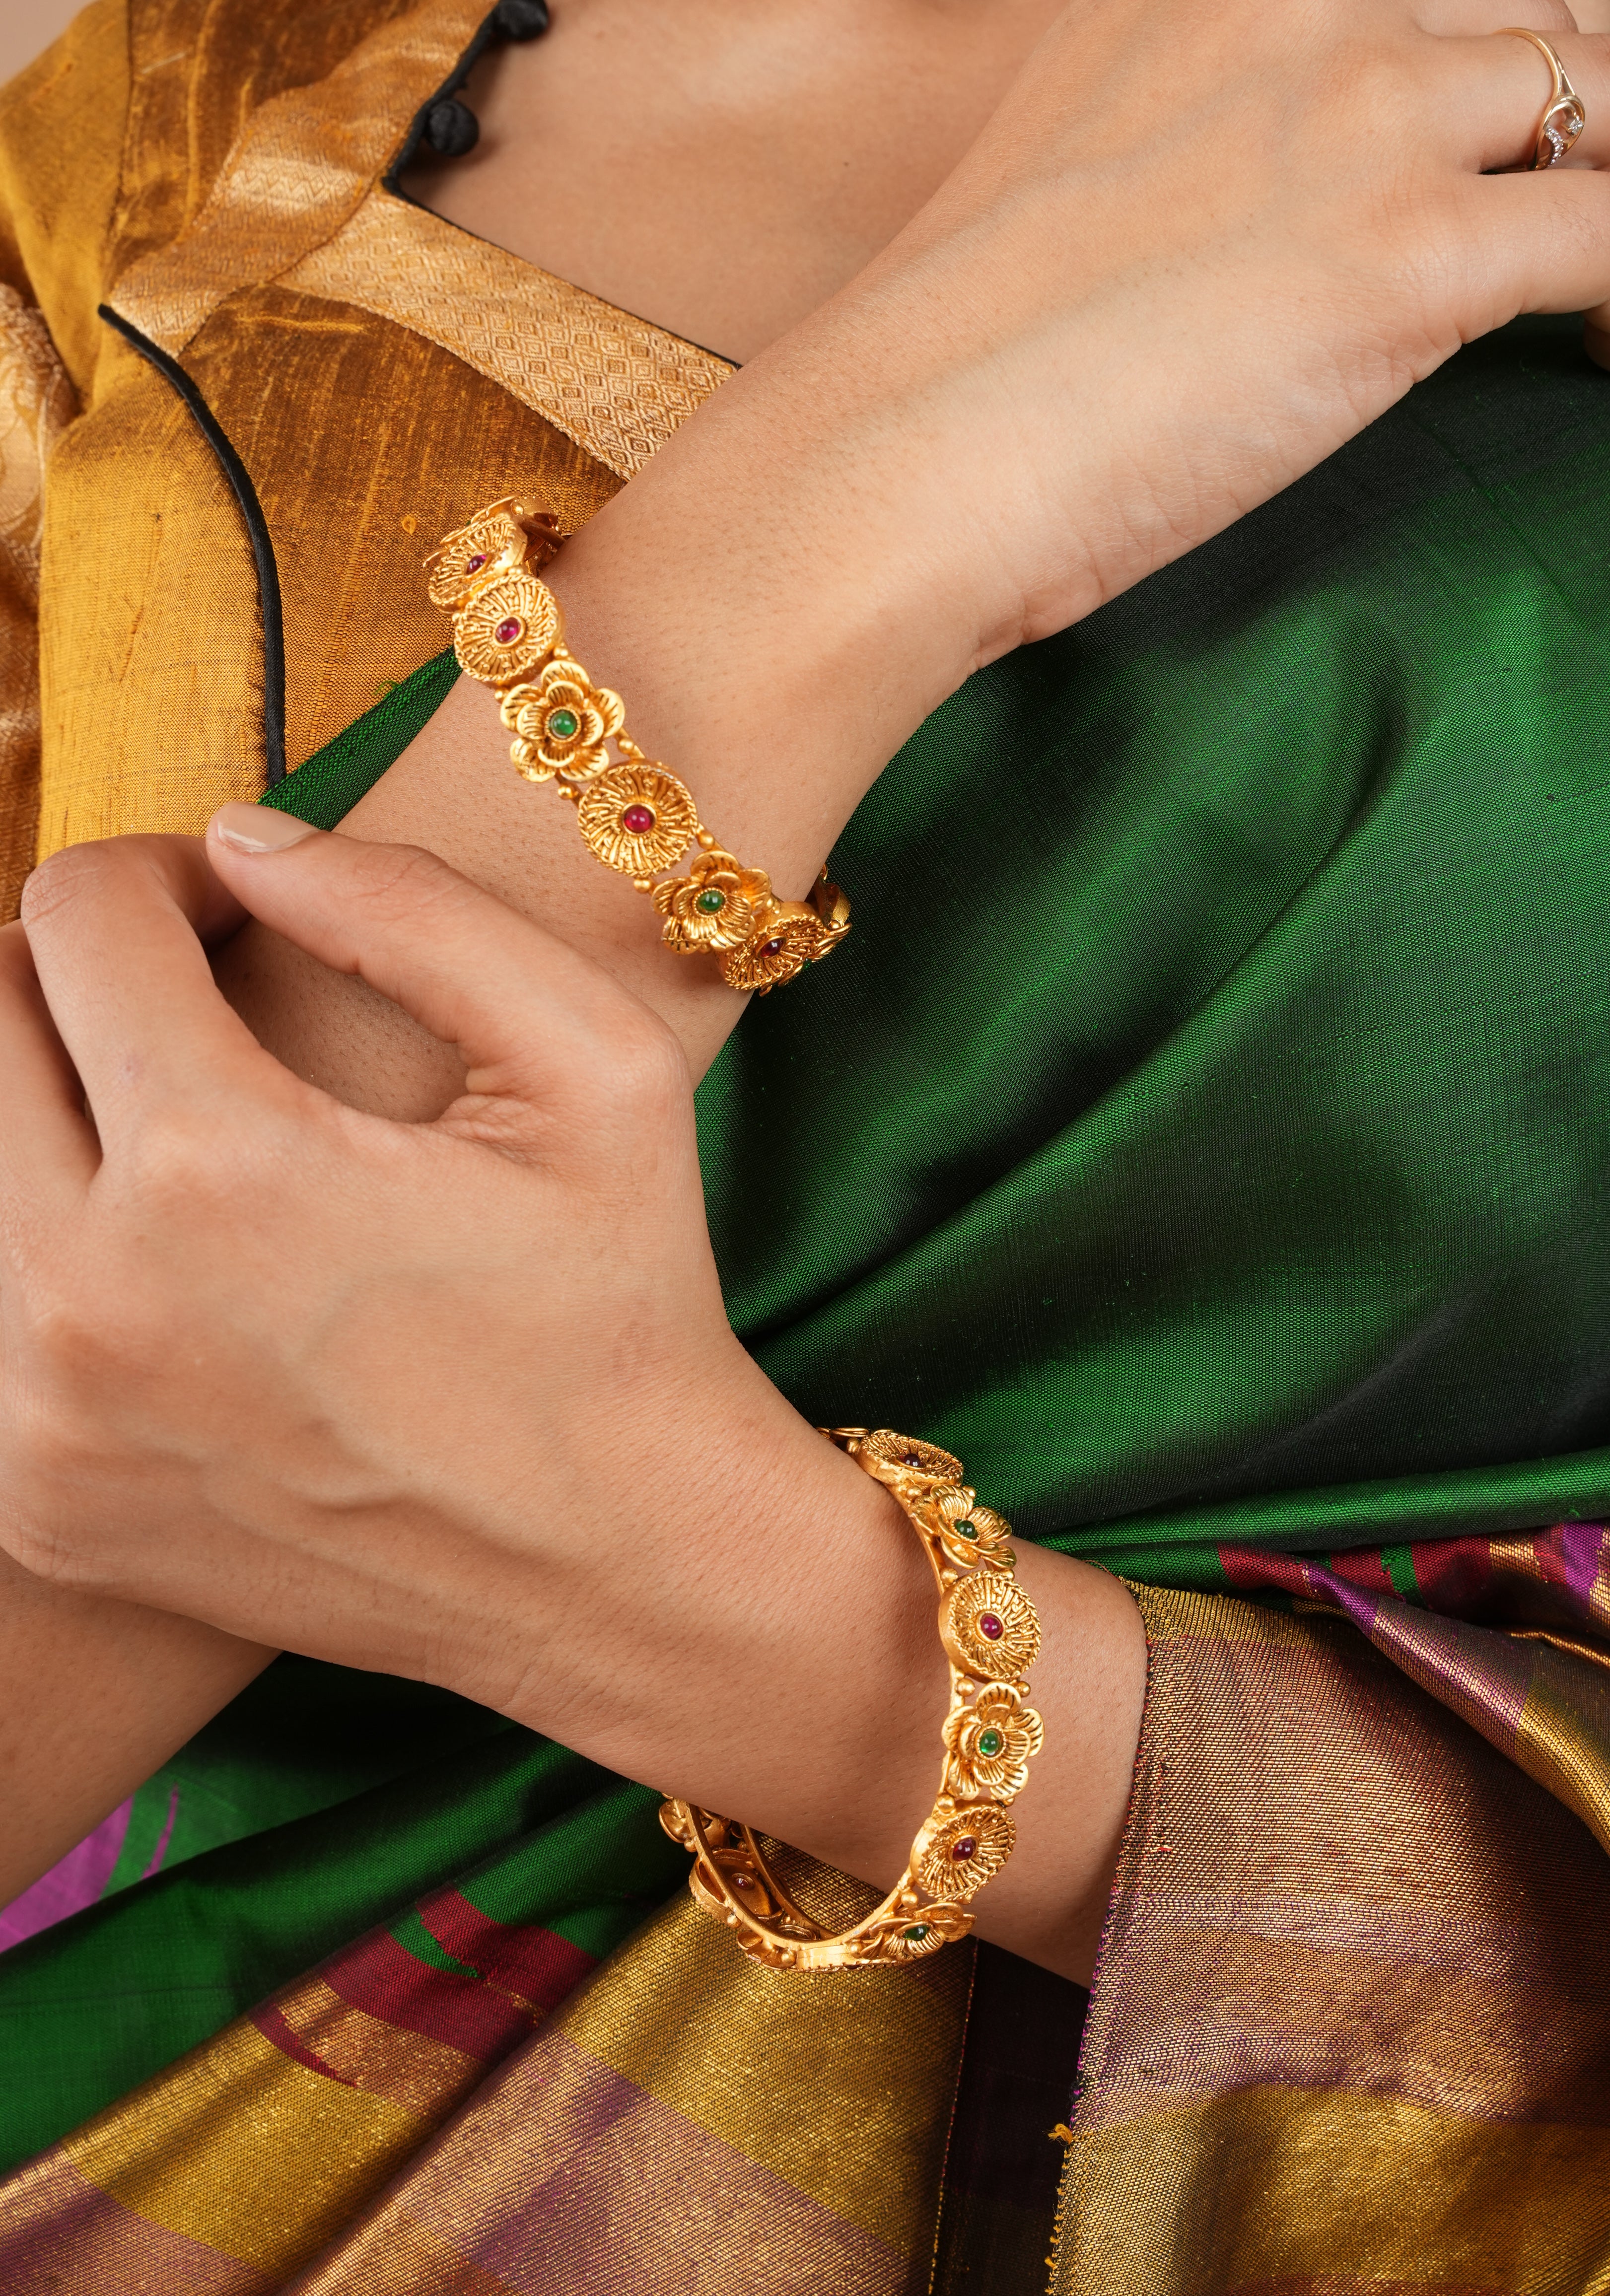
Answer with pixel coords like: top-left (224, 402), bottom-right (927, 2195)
top-left (719, 904), bottom-right (827, 993)
top-left (575, 764), bottom-right (701, 874)
top-left (859, 1431), bottom-right (966, 1483)
top-left (427, 512), bottom-right (527, 611)
top-left (942, 1573), bottom-right (1042, 1681)
top-left (454, 573), bottom-right (561, 684)
top-left (914, 1805), bottom-right (1015, 1901)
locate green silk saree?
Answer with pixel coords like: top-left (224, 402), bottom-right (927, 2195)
top-left (1, 0), bottom-right (1609, 2288)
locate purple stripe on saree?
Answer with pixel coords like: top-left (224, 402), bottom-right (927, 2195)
top-left (1365, 1599), bottom-right (1533, 1744)
top-left (141, 1786), bottom-right (180, 1878)
top-left (0, 1785), bottom-right (184, 1955)
top-left (1216, 1526), bottom-right (1610, 1854)
top-left (283, 2029), bottom-right (912, 2296)
top-left (1551, 1521), bottom-right (1609, 1617)
top-left (0, 2149), bottom-right (272, 2294)
top-left (1220, 1523), bottom-right (1610, 1636)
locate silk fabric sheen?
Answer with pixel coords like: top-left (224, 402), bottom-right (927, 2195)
top-left (698, 317), bottom-right (1610, 1564)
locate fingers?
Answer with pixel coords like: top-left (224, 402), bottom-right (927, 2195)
top-left (1476, 159), bottom-right (1610, 312)
top-left (1435, 28), bottom-right (1610, 171)
top-left (20, 836), bottom-right (263, 1151)
top-left (205, 808), bottom-right (680, 1128)
top-left (0, 923), bottom-right (98, 1238)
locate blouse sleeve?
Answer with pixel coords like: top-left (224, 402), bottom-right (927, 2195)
top-left (0, 280), bottom-right (75, 920)
top-left (0, 0), bottom-right (132, 918)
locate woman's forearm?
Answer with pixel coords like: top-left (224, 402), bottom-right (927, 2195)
top-left (211, 313), bottom-right (980, 1110)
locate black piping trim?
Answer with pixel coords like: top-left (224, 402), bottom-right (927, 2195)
top-left (377, 11), bottom-right (741, 372)
top-left (385, 8), bottom-right (503, 189)
top-left (99, 304), bottom-right (288, 787)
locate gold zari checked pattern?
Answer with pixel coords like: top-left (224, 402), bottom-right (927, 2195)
top-left (661, 1430), bottom-right (1045, 1969)
top-left (427, 500), bottom-right (850, 992)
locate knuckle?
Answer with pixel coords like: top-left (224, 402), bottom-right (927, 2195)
top-left (26, 1274), bottom-right (147, 1390)
top-left (593, 1009), bottom-right (690, 1130)
top-left (124, 1111), bottom-right (238, 1218)
top-left (343, 838), bottom-right (471, 928)
top-left (20, 839), bottom-right (124, 929)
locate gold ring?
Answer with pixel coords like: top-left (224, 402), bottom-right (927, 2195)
top-left (1496, 28), bottom-right (1586, 169)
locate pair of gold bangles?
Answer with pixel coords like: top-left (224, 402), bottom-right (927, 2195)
top-left (430, 514), bottom-right (1036, 1970)
top-left (425, 499), bottom-right (850, 994)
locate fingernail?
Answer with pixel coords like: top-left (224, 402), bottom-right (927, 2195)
top-left (211, 803), bottom-right (321, 854)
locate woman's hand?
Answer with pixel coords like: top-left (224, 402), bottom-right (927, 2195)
top-left (782, 0), bottom-right (1610, 664)
top-left (0, 817), bottom-right (1145, 1979)
top-left (270, 0), bottom-right (1610, 1108)
top-left (548, 0), bottom-right (1610, 729)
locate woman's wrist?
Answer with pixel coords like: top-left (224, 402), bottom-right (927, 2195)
top-left (464, 1364), bottom-right (1145, 1985)
top-left (226, 421), bottom-right (984, 1110)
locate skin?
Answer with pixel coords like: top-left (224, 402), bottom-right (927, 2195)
top-left (6, 0), bottom-right (1610, 1970)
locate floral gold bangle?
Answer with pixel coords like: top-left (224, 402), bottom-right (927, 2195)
top-left (424, 498), bottom-right (851, 994)
top-left (660, 1429), bottom-right (1044, 1971)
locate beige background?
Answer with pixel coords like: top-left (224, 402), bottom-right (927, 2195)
top-left (1, 0), bottom-right (85, 88)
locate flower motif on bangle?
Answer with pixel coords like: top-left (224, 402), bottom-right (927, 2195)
top-left (944, 1683), bottom-right (1044, 1801)
top-left (924, 1488), bottom-right (1016, 1572)
top-left (857, 1901), bottom-right (975, 1961)
top-left (653, 849), bottom-right (772, 955)
top-left (913, 1803), bottom-right (1016, 1901)
top-left (501, 659), bottom-right (624, 783)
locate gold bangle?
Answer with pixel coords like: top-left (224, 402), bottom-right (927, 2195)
top-left (660, 1429), bottom-right (1044, 1970)
top-left (424, 498), bottom-right (851, 994)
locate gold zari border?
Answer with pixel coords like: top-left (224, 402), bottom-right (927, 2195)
top-left (282, 189), bottom-right (732, 479)
top-left (108, 0), bottom-right (488, 356)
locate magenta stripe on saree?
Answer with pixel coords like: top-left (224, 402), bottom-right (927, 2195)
top-left (1218, 1524), bottom-right (1610, 1850)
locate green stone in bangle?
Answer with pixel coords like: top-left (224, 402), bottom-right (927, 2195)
top-left (978, 1730), bottom-right (1003, 1757)
top-left (547, 707), bottom-right (580, 740)
top-left (696, 888), bottom-right (727, 913)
